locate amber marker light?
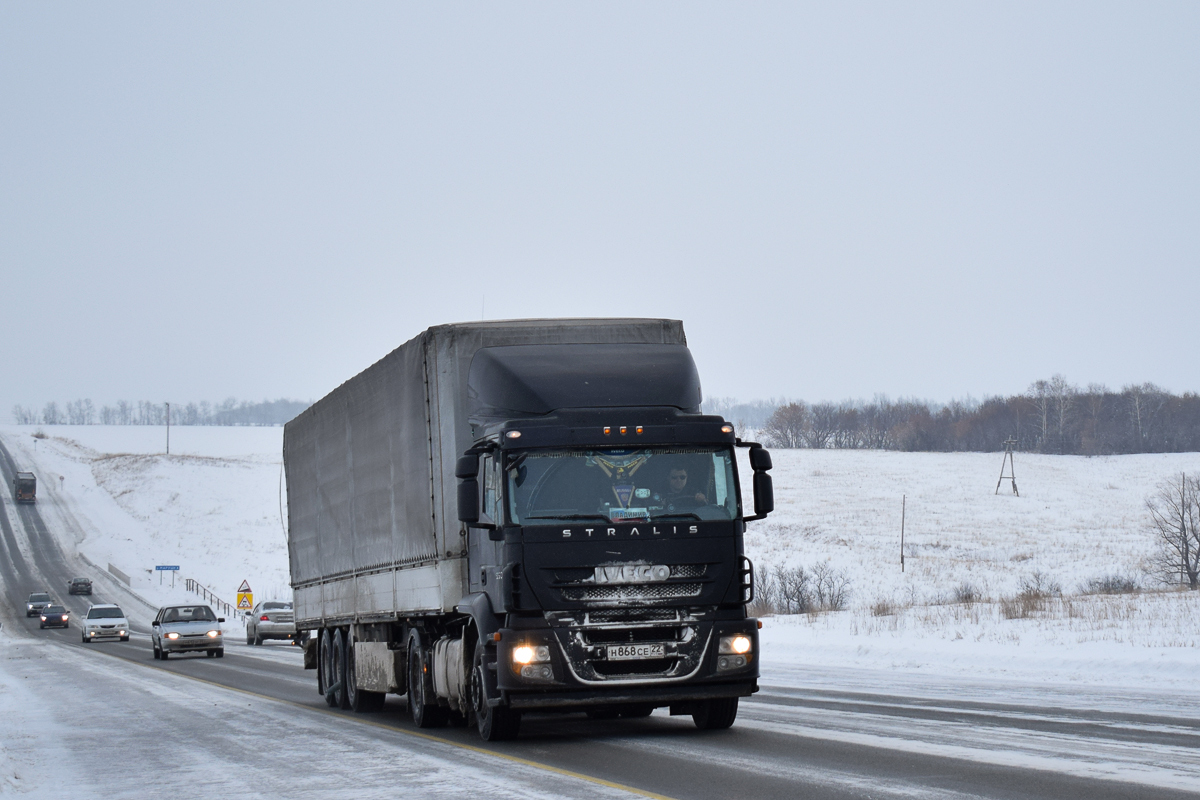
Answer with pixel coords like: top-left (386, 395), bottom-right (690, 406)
top-left (505, 430), bottom-right (521, 439)
top-left (636, 426), bottom-right (643, 435)
top-left (721, 425), bottom-right (734, 433)
top-left (619, 426), bottom-right (627, 435)
top-left (603, 427), bottom-right (611, 435)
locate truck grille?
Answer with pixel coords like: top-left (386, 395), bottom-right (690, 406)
top-left (545, 608), bottom-right (714, 684)
top-left (560, 583), bottom-right (703, 602)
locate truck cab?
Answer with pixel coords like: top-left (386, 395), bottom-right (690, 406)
top-left (453, 343), bottom-right (773, 736)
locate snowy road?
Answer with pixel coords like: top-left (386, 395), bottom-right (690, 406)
top-left (3, 438), bottom-right (1199, 799)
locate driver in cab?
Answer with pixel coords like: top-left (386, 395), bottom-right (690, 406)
top-left (664, 467), bottom-right (707, 510)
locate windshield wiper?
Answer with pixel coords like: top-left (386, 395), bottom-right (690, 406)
top-left (650, 512), bottom-right (703, 521)
top-left (527, 513), bottom-right (611, 522)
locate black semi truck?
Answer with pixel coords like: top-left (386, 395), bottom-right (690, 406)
top-left (283, 319), bottom-right (773, 740)
top-left (13, 471), bottom-right (36, 503)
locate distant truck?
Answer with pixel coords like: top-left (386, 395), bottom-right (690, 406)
top-left (284, 319), bottom-right (774, 741)
top-left (13, 472), bottom-right (35, 503)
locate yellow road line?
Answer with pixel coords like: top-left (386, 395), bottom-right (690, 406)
top-left (78, 642), bottom-right (679, 800)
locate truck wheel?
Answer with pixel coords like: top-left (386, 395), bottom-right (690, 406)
top-left (331, 628), bottom-right (350, 709)
top-left (471, 646), bottom-right (520, 741)
top-left (407, 630), bottom-right (447, 728)
top-left (692, 697), bottom-right (738, 730)
top-left (345, 635), bottom-right (386, 713)
top-left (319, 629), bottom-right (336, 706)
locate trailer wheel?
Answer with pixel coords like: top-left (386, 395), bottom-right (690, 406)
top-left (346, 632), bottom-right (386, 713)
top-left (331, 628), bottom-right (350, 709)
top-left (471, 646), bottom-right (520, 741)
top-left (406, 630), bottom-right (447, 728)
top-left (691, 697), bottom-right (738, 730)
top-left (319, 629), bottom-right (336, 706)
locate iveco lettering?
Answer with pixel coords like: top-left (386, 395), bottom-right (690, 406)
top-left (284, 319), bottom-right (773, 741)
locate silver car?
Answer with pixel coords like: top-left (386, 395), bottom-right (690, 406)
top-left (245, 600), bottom-right (301, 645)
top-left (82, 604), bottom-right (129, 642)
top-left (151, 604), bottom-right (225, 659)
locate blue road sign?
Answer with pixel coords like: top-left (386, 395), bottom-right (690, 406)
top-left (155, 565), bottom-right (180, 571)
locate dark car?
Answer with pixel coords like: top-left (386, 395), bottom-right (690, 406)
top-left (39, 605), bottom-right (69, 629)
top-left (25, 592), bottom-right (53, 617)
top-left (67, 577), bottom-right (93, 595)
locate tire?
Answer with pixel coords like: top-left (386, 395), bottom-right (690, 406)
top-left (215, 649), bottom-right (224, 659)
top-left (345, 633), bottom-right (386, 713)
top-left (692, 697), bottom-right (739, 730)
top-left (407, 630), bottom-right (447, 728)
top-left (207, 649), bottom-right (216, 657)
top-left (253, 632), bottom-right (263, 646)
top-left (319, 629), bottom-right (335, 706)
top-left (471, 644), bottom-right (520, 741)
top-left (120, 636), bottom-right (129, 642)
top-left (331, 629), bottom-right (350, 710)
top-left (161, 650), bottom-right (169, 660)
top-left (81, 634), bottom-right (89, 644)
top-left (246, 630), bottom-right (253, 646)
top-left (39, 623), bottom-right (45, 629)
top-left (153, 642), bottom-right (161, 660)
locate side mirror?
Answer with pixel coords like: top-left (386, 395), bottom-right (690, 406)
top-left (752, 472), bottom-right (774, 517)
top-left (458, 478), bottom-right (480, 524)
top-left (749, 446), bottom-right (772, 472)
top-left (151, 621), bottom-right (159, 627)
top-left (456, 454), bottom-right (479, 479)
top-left (218, 617), bottom-right (225, 623)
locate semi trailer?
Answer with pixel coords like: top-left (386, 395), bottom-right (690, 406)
top-left (13, 471), bottom-right (36, 503)
top-left (283, 318), bottom-right (773, 740)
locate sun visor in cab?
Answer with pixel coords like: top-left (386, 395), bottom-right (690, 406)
top-left (467, 343), bottom-right (703, 420)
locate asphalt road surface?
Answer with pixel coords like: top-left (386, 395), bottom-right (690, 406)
top-left (2, 437), bottom-right (1198, 799)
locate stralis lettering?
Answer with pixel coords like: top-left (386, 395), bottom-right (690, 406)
top-left (561, 524), bottom-right (700, 539)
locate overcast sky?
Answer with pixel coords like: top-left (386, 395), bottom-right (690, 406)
top-left (2, 3), bottom-right (1197, 420)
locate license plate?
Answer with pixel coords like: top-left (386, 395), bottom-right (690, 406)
top-left (605, 643), bottom-right (666, 661)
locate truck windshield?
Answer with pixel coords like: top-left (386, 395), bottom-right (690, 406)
top-left (506, 446), bottom-right (739, 525)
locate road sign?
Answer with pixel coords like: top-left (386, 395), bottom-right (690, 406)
top-left (155, 565), bottom-right (180, 571)
top-left (237, 580), bottom-right (253, 611)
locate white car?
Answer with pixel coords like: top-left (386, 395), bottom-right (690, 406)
top-left (82, 604), bottom-right (129, 643)
top-left (151, 604), bottom-right (225, 659)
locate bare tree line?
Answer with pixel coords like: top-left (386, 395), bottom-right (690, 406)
top-left (757, 377), bottom-right (1200, 454)
top-left (12, 398), bottom-right (310, 427)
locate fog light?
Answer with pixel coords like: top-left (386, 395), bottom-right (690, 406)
top-left (717, 654), bottom-right (748, 671)
top-left (520, 665), bottom-right (553, 680)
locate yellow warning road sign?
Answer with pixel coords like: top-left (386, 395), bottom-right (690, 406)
top-left (237, 580), bottom-right (253, 610)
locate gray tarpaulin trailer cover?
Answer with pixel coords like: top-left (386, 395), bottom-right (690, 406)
top-left (283, 318), bottom-right (687, 627)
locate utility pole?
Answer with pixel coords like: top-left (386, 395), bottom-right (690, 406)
top-left (165, 402), bottom-right (170, 456)
top-left (900, 495), bottom-right (906, 572)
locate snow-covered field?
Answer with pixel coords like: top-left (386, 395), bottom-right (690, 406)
top-left (3, 425), bottom-right (1198, 693)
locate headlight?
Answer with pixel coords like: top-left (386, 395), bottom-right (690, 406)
top-left (512, 644), bottom-right (550, 665)
top-left (206, 630), bottom-right (220, 638)
top-left (719, 635), bottom-right (752, 655)
top-left (40, 615), bottom-right (46, 621)
top-left (61, 615), bottom-right (69, 621)
top-left (118, 630), bottom-right (127, 636)
top-left (165, 632), bottom-right (180, 640)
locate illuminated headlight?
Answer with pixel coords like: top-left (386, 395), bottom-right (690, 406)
top-left (206, 630), bottom-right (221, 638)
top-left (512, 644), bottom-right (550, 665)
top-left (719, 635), bottom-right (752, 655)
top-left (40, 615), bottom-right (47, 621)
top-left (61, 615), bottom-right (69, 621)
top-left (165, 632), bottom-right (180, 640)
top-left (118, 630), bottom-right (127, 636)
top-left (26, 604), bottom-right (32, 609)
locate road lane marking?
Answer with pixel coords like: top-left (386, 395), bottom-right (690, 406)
top-left (64, 640), bottom-right (679, 800)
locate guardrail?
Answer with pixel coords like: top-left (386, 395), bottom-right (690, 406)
top-left (183, 578), bottom-right (240, 620)
top-left (107, 563), bottom-right (131, 587)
